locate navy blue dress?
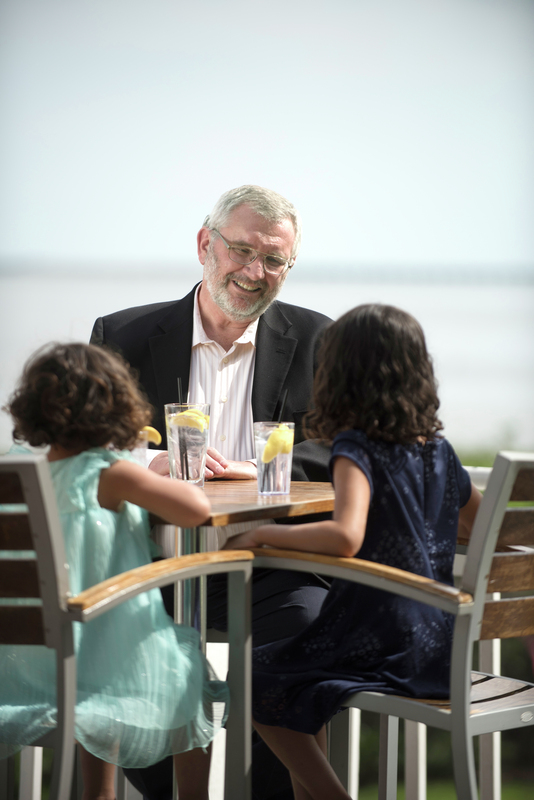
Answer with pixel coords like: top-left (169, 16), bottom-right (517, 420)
top-left (252, 431), bottom-right (472, 734)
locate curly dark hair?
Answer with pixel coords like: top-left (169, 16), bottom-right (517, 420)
top-left (304, 304), bottom-right (443, 444)
top-left (5, 343), bottom-right (153, 451)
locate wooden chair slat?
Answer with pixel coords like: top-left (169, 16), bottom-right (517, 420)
top-left (0, 472), bottom-right (24, 504)
top-left (0, 514), bottom-right (34, 550)
top-left (0, 607), bottom-right (45, 644)
top-left (510, 468), bottom-right (534, 502)
top-left (380, 675), bottom-right (534, 714)
top-left (488, 551), bottom-right (534, 592)
top-left (0, 561), bottom-right (40, 597)
top-left (469, 675), bottom-right (531, 703)
top-left (481, 597), bottom-right (534, 640)
top-left (473, 686), bottom-right (534, 712)
top-left (497, 508), bottom-right (534, 548)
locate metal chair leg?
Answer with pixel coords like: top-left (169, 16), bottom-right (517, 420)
top-left (479, 635), bottom-right (501, 800)
top-left (378, 715), bottom-right (398, 800)
top-left (19, 747), bottom-right (43, 800)
top-left (224, 569), bottom-right (252, 799)
top-left (329, 708), bottom-right (361, 799)
top-left (404, 720), bottom-right (426, 800)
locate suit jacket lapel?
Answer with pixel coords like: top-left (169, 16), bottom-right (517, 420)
top-left (149, 285), bottom-right (197, 411)
top-left (252, 301), bottom-right (297, 422)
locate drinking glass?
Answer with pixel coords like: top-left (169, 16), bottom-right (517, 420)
top-left (165, 403), bottom-right (210, 487)
top-left (254, 421), bottom-right (294, 495)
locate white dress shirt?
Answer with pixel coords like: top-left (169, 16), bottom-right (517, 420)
top-left (188, 285), bottom-right (258, 463)
top-left (155, 285), bottom-right (271, 552)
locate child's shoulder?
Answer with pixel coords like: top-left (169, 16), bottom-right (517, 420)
top-left (49, 448), bottom-right (134, 506)
top-left (332, 429), bottom-right (408, 462)
top-left (331, 430), bottom-right (460, 477)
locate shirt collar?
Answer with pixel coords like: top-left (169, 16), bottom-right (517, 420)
top-left (192, 283), bottom-right (259, 347)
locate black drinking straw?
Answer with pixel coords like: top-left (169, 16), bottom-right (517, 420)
top-left (277, 389), bottom-right (289, 424)
top-left (177, 378), bottom-right (190, 481)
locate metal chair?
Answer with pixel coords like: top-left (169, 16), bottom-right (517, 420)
top-left (251, 451), bottom-right (534, 799)
top-left (0, 454), bottom-right (253, 800)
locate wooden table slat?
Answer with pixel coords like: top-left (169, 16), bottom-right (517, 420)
top-left (202, 480), bottom-right (335, 526)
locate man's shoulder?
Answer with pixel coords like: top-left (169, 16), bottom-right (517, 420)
top-left (90, 285), bottom-right (198, 346)
top-left (97, 285), bottom-right (198, 329)
top-left (98, 298), bottom-right (180, 327)
top-left (265, 299), bottom-right (332, 331)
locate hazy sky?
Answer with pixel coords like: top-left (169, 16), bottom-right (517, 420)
top-left (1, 0), bottom-right (533, 269)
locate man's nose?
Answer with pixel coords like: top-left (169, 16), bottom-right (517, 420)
top-left (242, 256), bottom-right (266, 280)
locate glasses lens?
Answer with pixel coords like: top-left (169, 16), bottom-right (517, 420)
top-left (264, 257), bottom-right (287, 275)
top-left (229, 246), bottom-right (256, 265)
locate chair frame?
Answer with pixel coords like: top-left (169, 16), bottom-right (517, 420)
top-left (0, 454), bottom-right (253, 800)
top-left (250, 451), bottom-right (534, 799)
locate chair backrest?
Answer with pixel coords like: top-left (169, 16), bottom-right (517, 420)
top-left (459, 451), bottom-right (534, 642)
top-left (0, 454), bottom-right (70, 650)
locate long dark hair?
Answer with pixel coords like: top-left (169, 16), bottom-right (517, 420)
top-left (305, 304), bottom-right (443, 444)
top-left (6, 343), bottom-right (153, 451)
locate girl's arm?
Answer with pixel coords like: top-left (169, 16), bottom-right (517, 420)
top-left (98, 459), bottom-right (211, 527)
top-left (224, 457), bottom-right (371, 558)
top-left (458, 482), bottom-right (482, 541)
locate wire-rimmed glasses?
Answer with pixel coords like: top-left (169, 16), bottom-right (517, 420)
top-left (211, 229), bottom-right (294, 276)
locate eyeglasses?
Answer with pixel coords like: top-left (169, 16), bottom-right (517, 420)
top-left (211, 230), bottom-right (294, 276)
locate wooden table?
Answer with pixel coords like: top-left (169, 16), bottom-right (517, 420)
top-left (203, 479), bottom-right (335, 525)
top-left (153, 480), bottom-right (335, 643)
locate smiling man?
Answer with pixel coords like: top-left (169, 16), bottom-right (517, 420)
top-left (90, 185), bottom-right (331, 800)
top-left (91, 186), bottom-right (331, 484)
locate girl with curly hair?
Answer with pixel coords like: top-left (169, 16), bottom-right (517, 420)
top-left (226, 304), bottom-right (481, 800)
top-left (2, 343), bottom-right (226, 800)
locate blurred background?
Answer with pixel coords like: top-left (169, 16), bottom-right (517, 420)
top-left (1, 1), bottom-right (533, 792)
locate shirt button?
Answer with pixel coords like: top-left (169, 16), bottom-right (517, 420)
top-left (221, 397), bottom-right (228, 403)
top-left (223, 357), bottom-right (229, 364)
top-left (220, 434), bottom-right (226, 442)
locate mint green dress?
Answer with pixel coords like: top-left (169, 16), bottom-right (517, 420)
top-left (0, 448), bottom-right (229, 767)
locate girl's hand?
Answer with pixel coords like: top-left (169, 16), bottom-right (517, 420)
top-left (148, 451), bottom-right (171, 476)
top-left (223, 529), bottom-right (260, 550)
top-left (224, 458), bottom-right (371, 558)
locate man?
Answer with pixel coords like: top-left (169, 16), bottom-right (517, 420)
top-left (91, 185), bottom-right (331, 799)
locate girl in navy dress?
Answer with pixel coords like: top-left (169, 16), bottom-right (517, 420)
top-left (227, 304), bottom-right (481, 800)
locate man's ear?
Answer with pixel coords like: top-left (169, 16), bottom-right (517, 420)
top-left (197, 227), bottom-right (210, 265)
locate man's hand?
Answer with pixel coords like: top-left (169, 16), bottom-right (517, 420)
top-left (149, 448), bottom-right (257, 481)
top-left (148, 451), bottom-right (171, 476)
top-left (205, 447), bottom-right (257, 481)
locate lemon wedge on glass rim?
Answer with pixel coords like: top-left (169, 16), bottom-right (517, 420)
top-left (261, 424), bottom-right (294, 463)
top-left (167, 409), bottom-right (210, 433)
top-left (140, 426), bottom-right (162, 445)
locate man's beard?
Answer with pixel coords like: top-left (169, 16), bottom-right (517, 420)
top-left (203, 244), bottom-right (286, 323)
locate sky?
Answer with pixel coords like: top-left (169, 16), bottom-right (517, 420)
top-left (1, 0), bottom-right (533, 272)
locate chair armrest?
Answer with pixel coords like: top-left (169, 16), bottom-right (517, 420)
top-left (250, 548), bottom-right (473, 616)
top-left (67, 550), bottom-right (254, 622)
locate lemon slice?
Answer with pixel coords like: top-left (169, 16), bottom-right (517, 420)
top-left (261, 424), bottom-right (294, 463)
top-left (168, 410), bottom-right (210, 432)
top-left (140, 426), bottom-right (162, 445)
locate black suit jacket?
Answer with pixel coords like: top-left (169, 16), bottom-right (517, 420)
top-left (90, 285), bottom-right (332, 481)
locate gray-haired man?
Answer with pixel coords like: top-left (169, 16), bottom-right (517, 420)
top-left (91, 185), bottom-right (331, 800)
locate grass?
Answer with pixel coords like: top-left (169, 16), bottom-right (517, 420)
top-left (456, 449), bottom-right (498, 468)
top-left (358, 781), bottom-right (534, 800)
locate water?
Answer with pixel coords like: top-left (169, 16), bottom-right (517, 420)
top-left (1, 271), bottom-right (533, 457)
top-left (166, 407), bottom-right (210, 486)
top-left (255, 422), bottom-right (294, 495)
